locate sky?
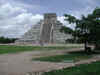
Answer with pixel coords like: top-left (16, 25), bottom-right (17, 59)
top-left (0, 0), bottom-right (100, 38)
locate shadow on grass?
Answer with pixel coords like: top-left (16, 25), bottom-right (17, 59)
top-left (68, 50), bottom-right (100, 55)
top-left (68, 50), bottom-right (86, 55)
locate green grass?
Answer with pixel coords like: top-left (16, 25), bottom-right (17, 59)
top-left (0, 45), bottom-right (82, 54)
top-left (33, 51), bottom-right (92, 62)
top-left (43, 61), bottom-right (100, 75)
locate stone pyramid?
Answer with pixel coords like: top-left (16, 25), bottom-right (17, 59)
top-left (16, 13), bottom-right (72, 44)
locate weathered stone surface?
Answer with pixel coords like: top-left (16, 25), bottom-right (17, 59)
top-left (16, 13), bottom-right (72, 44)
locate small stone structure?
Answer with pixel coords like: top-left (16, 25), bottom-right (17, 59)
top-left (15, 13), bottom-right (72, 45)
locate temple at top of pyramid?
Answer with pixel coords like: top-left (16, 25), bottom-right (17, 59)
top-left (16, 13), bottom-right (72, 44)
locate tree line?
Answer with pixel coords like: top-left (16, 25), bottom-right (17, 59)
top-left (0, 36), bottom-right (17, 44)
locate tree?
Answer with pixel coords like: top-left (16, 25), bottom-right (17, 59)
top-left (60, 26), bottom-right (74, 34)
top-left (0, 36), bottom-right (17, 44)
top-left (64, 8), bottom-right (100, 52)
top-left (60, 26), bottom-right (75, 43)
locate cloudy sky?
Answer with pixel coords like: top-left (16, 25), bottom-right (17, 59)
top-left (0, 0), bottom-right (100, 38)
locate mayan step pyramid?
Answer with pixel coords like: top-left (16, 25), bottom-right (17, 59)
top-left (16, 13), bottom-right (72, 44)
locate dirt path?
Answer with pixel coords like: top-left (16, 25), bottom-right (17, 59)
top-left (0, 48), bottom-right (84, 75)
top-left (0, 48), bottom-right (100, 75)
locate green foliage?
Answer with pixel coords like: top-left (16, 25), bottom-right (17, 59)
top-left (60, 26), bottom-right (75, 43)
top-left (64, 8), bottom-right (100, 49)
top-left (0, 36), bottom-right (17, 44)
top-left (93, 7), bottom-right (100, 17)
top-left (43, 61), bottom-right (100, 75)
top-left (64, 14), bottom-right (77, 24)
top-left (60, 26), bottom-right (74, 34)
top-left (65, 39), bottom-right (75, 43)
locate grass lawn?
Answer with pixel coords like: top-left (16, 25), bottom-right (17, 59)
top-left (33, 51), bottom-right (92, 62)
top-left (43, 61), bottom-right (100, 75)
top-left (0, 45), bottom-right (82, 54)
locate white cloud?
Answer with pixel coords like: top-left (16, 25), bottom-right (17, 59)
top-left (58, 16), bottom-right (65, 25)
top-left (0, 3), bottom-right (43, 38)
top-left (0, 3), bottom-right (26, 19)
